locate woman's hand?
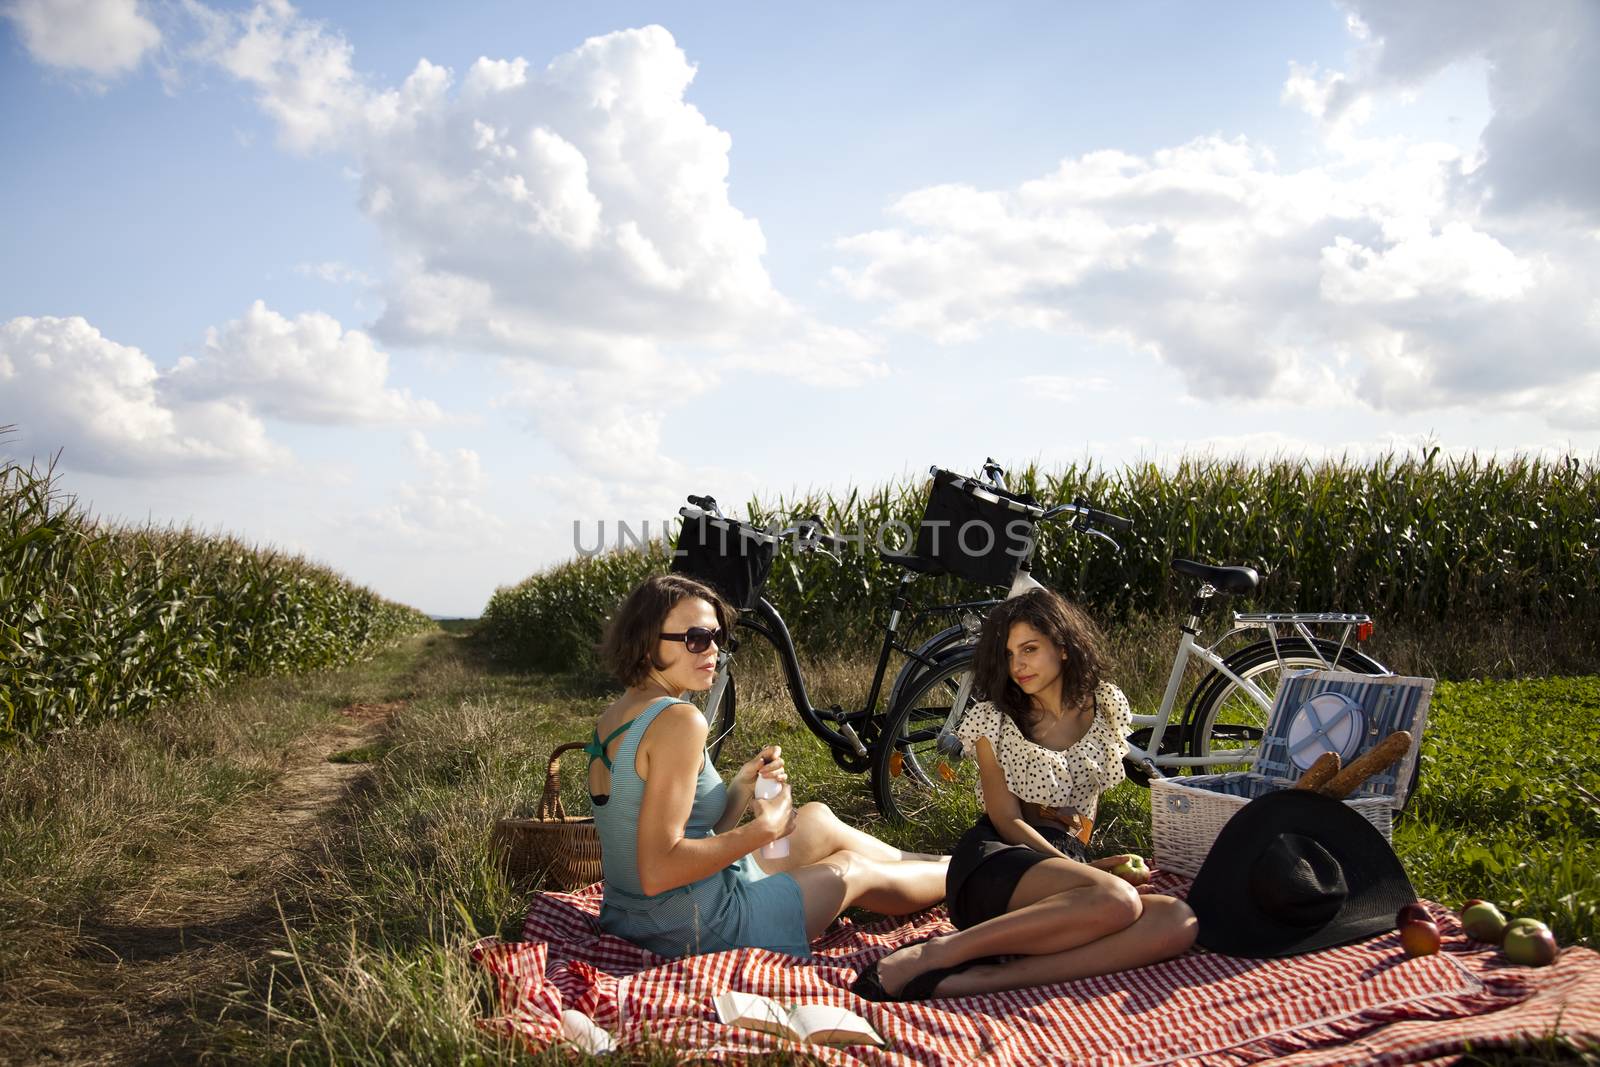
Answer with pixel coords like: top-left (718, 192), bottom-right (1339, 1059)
top-left (735, 745), bottom-right (786, 789)
top-left (749, 780), bottom-right (797, 844)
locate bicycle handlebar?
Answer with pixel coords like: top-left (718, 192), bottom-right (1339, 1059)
top-left (679, 498), bottom-right (847, 556)
top-left (1035, 497), bottom-right (1133, 554)
top-left (1041, 498), bottom-right (1131, 531)
top-left (801, 514), bottom-right (850, 554)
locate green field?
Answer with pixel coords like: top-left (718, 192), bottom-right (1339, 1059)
top-left (5, 446), bottom-right (1598, 1061)
top-left (1, 447), bottom-right (434, 741)
top-left (480, 452), bottom-right (1600, 678)
top-left (2, 632), bottom-right (1593, 1063)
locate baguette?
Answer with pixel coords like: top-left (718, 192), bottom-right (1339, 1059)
top-left (1293, 751), bottom-right (1341, 791)
top-left (1318, 730), bottom-right (1413, 799)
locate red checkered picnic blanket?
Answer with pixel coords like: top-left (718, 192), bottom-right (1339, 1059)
top-left (471, 874), bottom-right (1600, 1065)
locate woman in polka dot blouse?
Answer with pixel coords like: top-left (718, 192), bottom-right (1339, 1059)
top-left (853, 588), bottom-right (1196, 1001)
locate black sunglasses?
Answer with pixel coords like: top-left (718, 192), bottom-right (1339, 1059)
top-left (659, 626), bottom-right (726, 654)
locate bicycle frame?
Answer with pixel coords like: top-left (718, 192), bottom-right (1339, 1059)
top-left (1125, 597), bottom-right (1381, 773)
top-left (711, 574), bottom-right (996, 761)
top-left (924, 566), bottom-right (1380, 775)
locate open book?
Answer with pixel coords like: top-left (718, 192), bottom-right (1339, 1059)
top-left (713, 990), bottom-right (884, 1047)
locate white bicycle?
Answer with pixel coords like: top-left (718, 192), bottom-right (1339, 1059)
top-left (870, 464), bottom-right (1389, 825)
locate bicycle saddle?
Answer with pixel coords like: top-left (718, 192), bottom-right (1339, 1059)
top-left (1171, 558), bottom-right (1259, 595)
top-left (879, 550), bottom-right (946, 576)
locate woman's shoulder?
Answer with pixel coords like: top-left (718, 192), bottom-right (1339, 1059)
top-left (1093, 680), bottom-right (1132, 724)
top-left (966, 700), bottom-right (1016, 730)
top-left (956, 700), bottom-right (1012, 747)
top-left (1094, 679), bottom-right (1128, 702)
top-left (616, 695), bottom-right (705, 740)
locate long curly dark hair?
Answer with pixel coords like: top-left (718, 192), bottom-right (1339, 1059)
top-left (973, 588), bottom-right (1107, 736)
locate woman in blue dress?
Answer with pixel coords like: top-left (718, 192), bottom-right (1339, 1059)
top-left (586, 574), bottom-right (948, 958)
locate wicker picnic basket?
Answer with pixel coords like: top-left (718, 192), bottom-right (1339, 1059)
top-left (1151, 671), bottom-right (1433, 878)
top-left (491, 741), bottom-right (603, 890)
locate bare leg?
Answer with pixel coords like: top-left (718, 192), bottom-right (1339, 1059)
top-left (786, 850), bottom-right (950, 941)
top-left (873, 858), bottom-right (1156, 996)
top-left (933, 896), bottom-right (1197, 996)
top-left (754, 802), bottom-right (949, 873)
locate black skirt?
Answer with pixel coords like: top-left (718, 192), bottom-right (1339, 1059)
top-left (945, 816), bottom-right (1089, 930)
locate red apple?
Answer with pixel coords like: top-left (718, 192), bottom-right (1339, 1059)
top-left (1399, 919), bottom-right (1442, 957)
top-left (1396, 903), bottom-right (1431, 927)
top-left (1502, 919), bottom-right (1558, 967)
top-left (1460, 901), bottom-right (1508, 944)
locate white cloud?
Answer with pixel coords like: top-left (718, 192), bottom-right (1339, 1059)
top-left (3, 0), bottom-right (160, 78)
top-left (1315, 0), bottom-right (1600, 220)
top-left (1319, 221), bottom-right (1533, 304)
top-left (1018, 375), bottom-right (1113, 404)
top-left (352, 431), bottom-right (507, 549)
top-left (164, 300), bottom-right (441, 425)
top-left (176, 4), bottom-right (888, 500)
top-left (834, 3), bottom-right (1600, 429)
top-left (189, 5), bottom-right (882, 397)
top-left (0, 315), bottom-right (283, 474)
top-left (835, 128), bottom-right (1599, 426)
top-left (188, 0), bottom-right (366, 153)
top-left (495, 356), bottom-right (711, 483)
top-left (295, 260), bottom-right (374, 287)
top-left (1, 303), bottom-right (443, 473)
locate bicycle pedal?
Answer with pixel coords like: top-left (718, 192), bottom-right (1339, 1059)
top-left (837, 722), bottom-right (869, 758)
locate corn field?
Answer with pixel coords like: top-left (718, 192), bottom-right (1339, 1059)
top-left (481, 451), bottom-right (1600, 671)
top-left (1, 450), bottom-right (434, 741)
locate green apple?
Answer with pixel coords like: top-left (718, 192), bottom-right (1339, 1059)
top-left (1502, 918), bottom-right (1558, 967)
top-left (1109, 854), bottom-right (1150, 885)
top-left (1460, 901), bottom-right (1508, 944)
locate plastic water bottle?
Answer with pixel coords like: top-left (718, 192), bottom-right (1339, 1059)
top-left (752, 775), bottom-right (790, 859)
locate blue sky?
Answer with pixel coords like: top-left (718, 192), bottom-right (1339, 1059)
top-left (3, 0), bottom-right (1597, 616)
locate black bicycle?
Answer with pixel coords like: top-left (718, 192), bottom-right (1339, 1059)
top-left (669, 476), bottom-right (1028, 778)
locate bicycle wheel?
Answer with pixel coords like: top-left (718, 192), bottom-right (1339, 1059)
top-left (1183, 638), bottom-right (1387, 775)
top-left (694, 668), bottom-right (738, 768)
top-left (871, 654), bottom-right (984, 833)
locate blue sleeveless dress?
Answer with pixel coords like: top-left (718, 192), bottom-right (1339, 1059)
top-left (589, 696), bottom-right (810, 957)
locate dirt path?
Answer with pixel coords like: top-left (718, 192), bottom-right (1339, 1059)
top-left (21, 701), bottom-right (404, 1066)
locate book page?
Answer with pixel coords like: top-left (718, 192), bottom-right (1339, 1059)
top-left (713, 991), bottom-right (797, 1040)
top-left (786, 1003), bottom-right (884, 1047)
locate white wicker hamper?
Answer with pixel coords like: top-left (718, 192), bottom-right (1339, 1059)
top-left (1151, 670), bottom-right (1434, 878)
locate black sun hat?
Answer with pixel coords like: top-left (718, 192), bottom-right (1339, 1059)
top-left (1186, 789), bottom-right (1416, 958)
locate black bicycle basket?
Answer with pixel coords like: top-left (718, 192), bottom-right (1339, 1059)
top-left (911, 469), bottom-right (1044, 588)
top-left (671, 511), bottom-right (779, 610)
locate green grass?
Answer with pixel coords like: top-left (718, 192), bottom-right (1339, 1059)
top-left (2, 631), bottom-right (1594, 1063)
top-left (327, 741), bottom-right (392, 764)
top-left (230, 643), bottom-right (1599, 1063)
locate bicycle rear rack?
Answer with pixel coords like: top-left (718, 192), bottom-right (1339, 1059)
top-left (1231, 612), bottom-right (1375, 670)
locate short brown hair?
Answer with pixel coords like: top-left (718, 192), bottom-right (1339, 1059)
top-left (973, 587), bottom-right (1106, 735)
top-left (598, 574), bottom-right (736, 687)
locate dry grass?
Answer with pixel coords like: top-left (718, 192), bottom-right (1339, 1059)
top-left (3, 623), bottom-right (1593, 1065)
top-left (0, 639), bottom-right (424, 1064)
